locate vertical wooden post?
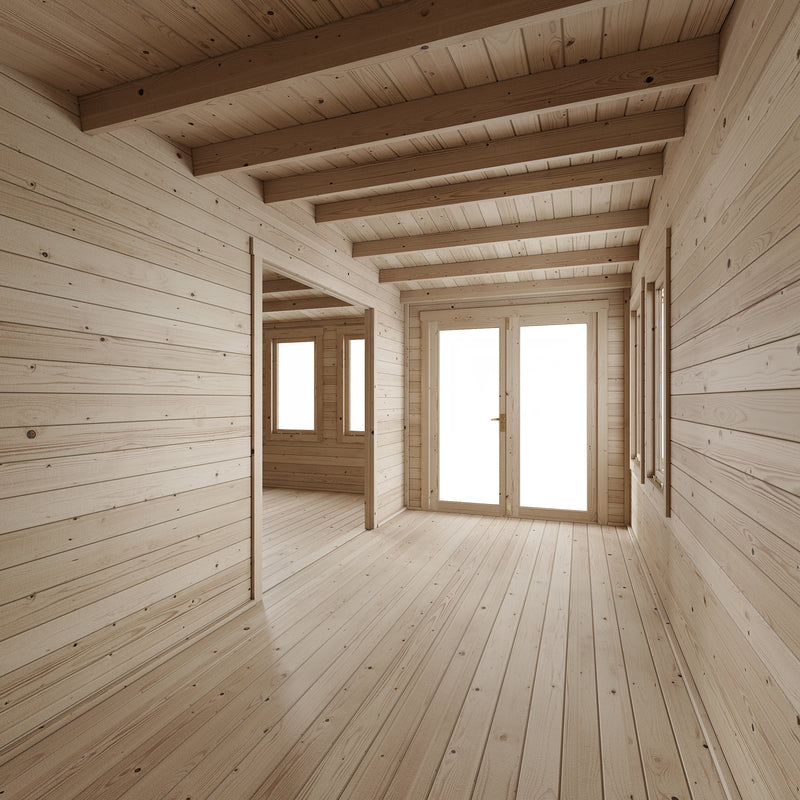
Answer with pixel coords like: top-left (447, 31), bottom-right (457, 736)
top-left (597, 307), bottom-right (609, 525)
top-left (505, 315), bottom-right (517, 517)
top-left (419, 318), bottom-right (438, 511)
top-left (403, 302), bottom-right (411, 510)
top-left (637, 277), bottom-right (646, 485)
top-left (645, 280), bottom-right (656, 481)
top-left (623, 290), bottom-right (631, 524)
top-left (364, 307), bottom-right (377, 529)
top-left (664, 228), bottom-right (672, 518)
top-left (249, 238), bottom-right (263, 600)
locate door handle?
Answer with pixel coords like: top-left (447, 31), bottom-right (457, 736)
top-left (491, 413), bottom-right (506, 432)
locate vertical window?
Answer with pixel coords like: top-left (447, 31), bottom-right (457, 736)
top-left (629, 280), bottom-right (645, 485)
top-left (275, 339), bottom-right (316, 431)
top-left (629, 231), bottom-right (670, 513)
top-left (345, 337), bottom-right (365, 433)
top-left (629, 307), bottom-right (640, 462)
top-left (655, 285), bottom-right (666, 483)
top-left (646, 281), bottom-right (656, 479)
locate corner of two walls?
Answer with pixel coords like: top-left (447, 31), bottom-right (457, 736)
top-left (629, 0), bottom-right (800, 796)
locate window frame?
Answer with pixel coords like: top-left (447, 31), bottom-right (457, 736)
top-left (657, 229), bottom-right (672, 516)
top-left (265, 329), bottom-right (324, 443)
top-left (653, 282), bottom-right (667, 487)
top-left (629, 279), bottom-right (645, 485)
top-left (632, 229), bottom-right (671, 518)
top-left (338, 331), bottom-right (366, 441)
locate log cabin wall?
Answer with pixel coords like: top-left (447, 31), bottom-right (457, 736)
top-left (629, 0), bottom-right (800, 796)
top-left (263, 316), bottom-right (366, 494)
top-left (0, 66), bottom-right (404, 751)
top-left (406, 290), bottom-right (626, 524)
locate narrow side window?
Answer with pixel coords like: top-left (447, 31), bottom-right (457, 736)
top-left (345, 337), bottom-right (365, 434)
top-left (654, 284), bottom-right (667, 485)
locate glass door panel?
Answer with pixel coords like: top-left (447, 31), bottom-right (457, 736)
top-left (519, 323), bottom-right (588, 511)
top-left (438, 327), bottom-right (500, 505)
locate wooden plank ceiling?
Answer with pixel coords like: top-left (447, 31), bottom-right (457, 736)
top-left (0, 0), bottom-right (735, 303)
top-left (261, 270), bottom-right (365, 322)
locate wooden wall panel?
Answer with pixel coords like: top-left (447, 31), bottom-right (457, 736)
top-left (629, 1), bottom-right (800, 797)
top-left (263, 317), bottom-right (365, 493)
top-left (406, 291), bottom-right (626, 525)
top-left (0, 64), bottom-right (404, 753)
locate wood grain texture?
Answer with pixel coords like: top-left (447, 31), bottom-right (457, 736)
top-left (264, 108), bottom-right (685, 201)
top-left (0, 63), bottom-right (404, 754)
top-left (261, 295), bottom-right (352, 312)
top-left (399, 273), bottom-right (631, 303)
top-left (0, 501), bottom-right (730, 799)
top-left (316, 153), bottom-right (663, 221)
top-left (380, 245), bottom-right (638, 283)
top-left (354, 208), bottom-right (648, 257)
top-left (630, 1), bottom-right (800, 797)
top-left (79, 0), bottom-right (619, 133)
top-left (194, 38), bottom-right (717, 175)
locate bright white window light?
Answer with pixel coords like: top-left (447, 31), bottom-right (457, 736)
top-left (439, 327), bottom-right (499, 505)
top-left (520, 323), bottom-right (587, 511)
top-left (347, 338), bottom-right (365, 433)
top-left (276, 340), bottom-right (315, 430)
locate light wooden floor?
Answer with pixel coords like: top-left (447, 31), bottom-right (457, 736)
top-left (261, 488), bottom-right (365, 594)
top-left (0, 491), bottom-right (735, 799)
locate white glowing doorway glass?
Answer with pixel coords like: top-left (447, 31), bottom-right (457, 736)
top-left (519, 323), bottom-right (588, 512)
top-left (437, 326), bottom-right (502, 507)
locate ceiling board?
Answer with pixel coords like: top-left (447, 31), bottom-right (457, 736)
top-left (190, 36), bottom-right (718, 175)
top-left (0, 0), bottom-right (736, 300)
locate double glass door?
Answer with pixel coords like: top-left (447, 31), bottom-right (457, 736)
top-left (423, 304), bottom-right (601, 521)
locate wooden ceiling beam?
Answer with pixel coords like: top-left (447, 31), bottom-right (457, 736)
top-left (378, 245), bottom-right (639, 283)
top-left (400, 273), bottom-right (632, 303)
top-left (195, 36), bottom-right (717, 177)
top-left (262, 278), bottom-right (311, 293)
top-left (316, 153), bottom-right (662, 222)
top-left (262, 296), bottom-right (351, 313)
top-left (354, 208), bottom-right (648, 257)
top-left (264, 107), bottom-right (684, 201)
top-left (78, 0), bottom-right (618, 134)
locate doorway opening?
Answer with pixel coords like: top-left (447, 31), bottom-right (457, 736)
top-left (250, 238), bottom-right (378, 597)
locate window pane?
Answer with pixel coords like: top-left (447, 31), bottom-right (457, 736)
top-left (348, 338), bottom-right (365, 433)
top-left (276, 340), bottom-right (315, 430)
top-left (520, 323), bottom-right (587, 511)
top-left (439, 327), bottom-right (499, 505)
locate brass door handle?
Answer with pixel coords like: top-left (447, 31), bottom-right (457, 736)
top-left (491, 414), bottom-right (506, 432)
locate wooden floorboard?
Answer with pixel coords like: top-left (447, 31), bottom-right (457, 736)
top-left (261, 488), bottom-right (365, 592)
top-left (0, 491), bottom-right (734, 799)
